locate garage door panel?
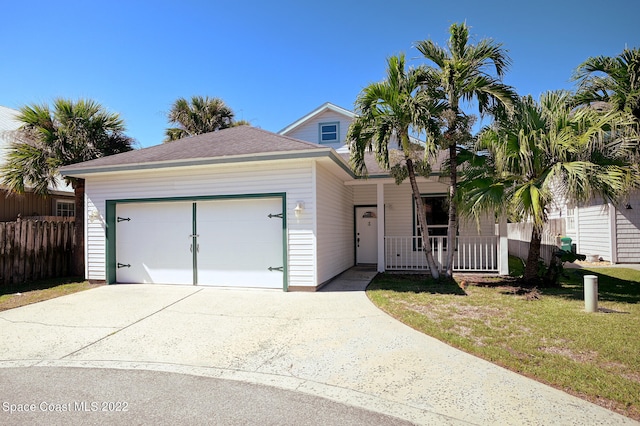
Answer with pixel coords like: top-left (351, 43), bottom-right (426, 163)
top-left (197, 198), bottom-right (283, 288)
top-left (116, 202), bottom-right (193, 284)
top-left (114, 197), bottom-right (284, 288)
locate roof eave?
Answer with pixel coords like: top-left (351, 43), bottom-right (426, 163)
top-left (60, 147), bottom-right (348, 178)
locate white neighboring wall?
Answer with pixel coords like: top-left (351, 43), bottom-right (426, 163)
top-left (83, 159), bottom-right (318, 288)
top-left (615, 193), bottom-right (640, 263)
top-left (575, 200), bottom-right (612, 261)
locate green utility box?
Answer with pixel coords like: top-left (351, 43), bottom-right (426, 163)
top-left (560, 237), bottom-right (572, 252)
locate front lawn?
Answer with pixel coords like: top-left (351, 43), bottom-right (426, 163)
top-left (367, 266), bottom-right (640, 420)
top-left (0, 277), bottom-right (101, 312)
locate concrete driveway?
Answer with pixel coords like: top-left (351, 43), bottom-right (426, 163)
top-left (0, 280), bottom-right (636, 425)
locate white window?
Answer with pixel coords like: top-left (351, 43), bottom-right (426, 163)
top-left (56, 200), bottom-right (75, 217)
top-left (319, 122), bottom-right (339, 143)
top-left (565, 206), bottom-right (575, 231)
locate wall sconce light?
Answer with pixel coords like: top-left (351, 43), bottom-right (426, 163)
top-left (294, 201), bottom-right (305, 218)
top-left (88, 209), bottom-right (101, 222)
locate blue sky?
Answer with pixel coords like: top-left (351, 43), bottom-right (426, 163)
top-left (1, 0), bottom-right (638, 148)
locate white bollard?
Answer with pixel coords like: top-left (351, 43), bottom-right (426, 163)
top-left (584, 275), bottom-right (598, 313)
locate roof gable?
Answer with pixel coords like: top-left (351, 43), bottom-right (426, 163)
top-left (278, 102), bottom-right (356, 136)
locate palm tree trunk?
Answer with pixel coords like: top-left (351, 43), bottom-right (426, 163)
top-left (445, 142), bottom-right (458, 278)
top-left (407, 157), bottom-right (440, 279)
top-left (72, 178), bottom-right (85, 277)
top-left (524, 224), bottom-right (542, 283)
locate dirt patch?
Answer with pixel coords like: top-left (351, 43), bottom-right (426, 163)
top-left (454, 273), bottom-right (519, 286)
top-left (539, 346), bottom-right (599, 363)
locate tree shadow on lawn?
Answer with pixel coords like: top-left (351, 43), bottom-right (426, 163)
top-left (368, 273), bottom-right (467, 295)
top-left (540, 269), bottom-right (640, 304)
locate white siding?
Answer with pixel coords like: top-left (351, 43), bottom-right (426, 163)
top-left (85, 197), bottom-right (106, 278)
top-left (284, 110), bottom-right (353, 150)
top-left (353, 184), bottom-right (377, 205)
top-left (83, 159), bottom-right (317, 288)
top-left (384, 181), bottom-right (448, 237)
top-left (615, 192), bottom-right (640, 263)
top-left (315, 163), bottom-right (354, 284)
top-left (351, 180), bottom-right (495, 237)
top-left (576, 200), bottom-right (611, 261)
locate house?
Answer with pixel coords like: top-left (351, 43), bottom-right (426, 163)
top-left (547, 193), bottom-right (640, 263)
top-left (0, 105), bottom-right (75, 221)
top-left (60, 102), bottom-right (508, 290)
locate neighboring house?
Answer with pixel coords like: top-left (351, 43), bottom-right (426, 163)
top-left (548, 193), bottom-right (640, 263)
top-left (60, 102), bottom-right (508, 290)
top-left (0, 105), bottom-right (74, 221)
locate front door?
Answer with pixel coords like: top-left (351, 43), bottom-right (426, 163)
top-left (356, 207), bottom-right (378, 264)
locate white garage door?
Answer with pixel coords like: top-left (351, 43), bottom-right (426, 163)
top-left (116, 201), bottom-right (193, 284)
top-left (115, 197), bottom-right (284, 288)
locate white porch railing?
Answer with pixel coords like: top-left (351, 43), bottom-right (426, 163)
top-left (385, 236), bottom-right (499, 272)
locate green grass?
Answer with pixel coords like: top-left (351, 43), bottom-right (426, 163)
top-left (0, 277), bottom-right (101, 312)
top-left (367, 266), bottom-right (640, 420)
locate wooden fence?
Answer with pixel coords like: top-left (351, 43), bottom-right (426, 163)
top-left (0, 218), bottom-right (75, 289)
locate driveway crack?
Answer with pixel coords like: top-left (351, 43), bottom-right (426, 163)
top-left (0, 316), bottom-right (115, 329)
top-left (60, 288), bottom-right (205, 359)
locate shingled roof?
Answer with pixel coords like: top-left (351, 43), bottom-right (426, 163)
top-left (61, 126), bottom-right (330, 173)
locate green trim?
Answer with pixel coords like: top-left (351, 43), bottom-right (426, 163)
top-left (327, 151), bottom-right (355, 177)
top-left (353, 205), bottom-right (377, 264)
top-left (281, 195), bottom-right (288, 292)
top-left (318, 121), bottom-right (340, 144)
top-left (105, 201), bottom-right (117, 284)
top-left (192, 202), bottom-right (198, 285)
top-left (105, 192), bottom-right (288, 290)
top-left (61, 147), bottom-right (446, 184)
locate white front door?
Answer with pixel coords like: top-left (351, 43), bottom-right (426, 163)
top-left (356, 207), bottom-right (378, 264)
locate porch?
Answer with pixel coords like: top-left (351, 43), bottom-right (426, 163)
top-left (384, 235), bottom-right (501, 272)
top-left (348, 180), bottom-right (509, 275)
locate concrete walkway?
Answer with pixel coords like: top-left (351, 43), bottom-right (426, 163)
top-left (0, 268), bottom-right (636, 425)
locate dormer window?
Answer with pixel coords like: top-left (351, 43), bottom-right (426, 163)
top-left (319, 122), bottom-right (339, 143)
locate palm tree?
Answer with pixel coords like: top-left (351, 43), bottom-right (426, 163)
top-left (573, 47), bottom-right (640, 122)
top-left (1, 98), bottom-right (134, 276)
top-left (415, 22), bottom-right (517, 278)
top-left (347, 54), bottom-right (445, 279)
top-left (459, 91), bottom-right (635, 284)
top-left (164, 96), bottom-right (236, 142)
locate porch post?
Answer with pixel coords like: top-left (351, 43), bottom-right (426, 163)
top-left (377, 182), bottom-right (385, 273)
top-left (498, 214), bottom-right (509, 275)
